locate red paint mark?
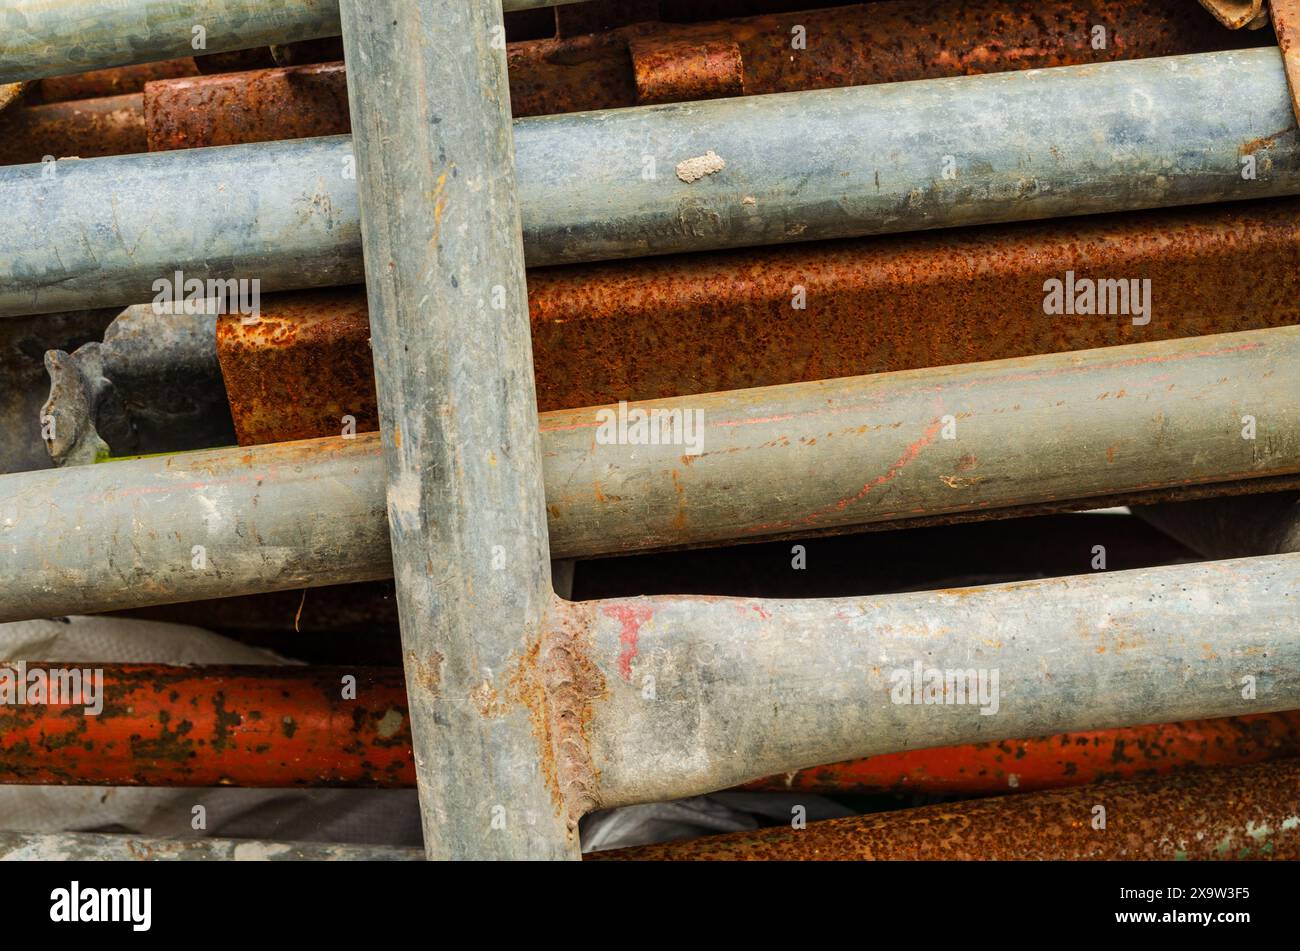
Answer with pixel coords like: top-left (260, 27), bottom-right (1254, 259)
top-left (603, 603), bottom-right (654, 682)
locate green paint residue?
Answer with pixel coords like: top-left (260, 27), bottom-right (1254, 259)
top-left (94, 446), bottom-right (238, 464)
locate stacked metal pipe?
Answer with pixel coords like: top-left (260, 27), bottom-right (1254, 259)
top-left (0, 0), bottom-right (1297, 862)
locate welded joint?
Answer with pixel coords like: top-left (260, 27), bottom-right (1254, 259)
top-left (513, 597), bottom-right (605, 834)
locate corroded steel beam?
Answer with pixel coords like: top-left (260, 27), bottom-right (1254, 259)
top-left (596, 759), bottom-right (1300, 860)
top-left (142, 0), bottom-right (1260, 147)
top-left (8, 326), bottom-right (1300, 618)
top-left (6, 48), bottom-right (1300, 318)
top-left (744, 712), bottom-right (1300, 796)
top-left (6, 658), bottom-right (1296, 795)
top-left (217, 199), bottom-right (1300, 444)
top-left (0, 0), bottom-right (587, 83)
top-left (0, 665), bottom-right (410, 787)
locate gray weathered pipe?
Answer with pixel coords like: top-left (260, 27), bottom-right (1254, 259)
top-left (3, 48), bottom-right (1300, 318)
top-left (0, 0), bottom-right (588, 83)
top-left (340, 0), bottom-right (574, 859)
top-left (2, 326), bottom-right (1297, 621)
top-left (576, 553), bottom-right (1300, 807)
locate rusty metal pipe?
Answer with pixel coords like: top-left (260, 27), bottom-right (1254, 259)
top-left (744, 712), bottom-right (1300, 796)
top-left (7, 326), bottom-right (1300, 619)
top-left (0, 0), bottom-right (589, 84)
top-left (0, 93), bottom-right (147, 166)
top-left (217, 198), bottom-right (1300, 445)
top-left (595, 759), bottom-right (1300, 860)
top-left (142, 0), bottom-right (1265, 145)
top-left (4, 657), bottom-right (1296, 795)
top-left (0, 665), bottom-right (411, 787)
top-left (7, 47), bottom-right (1300, 318)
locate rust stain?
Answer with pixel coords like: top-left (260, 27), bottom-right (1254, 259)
top-left (602, 602), bottom-right (654, 682)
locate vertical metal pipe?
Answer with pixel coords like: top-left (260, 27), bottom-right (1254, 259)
top-left (338, 0), bottom-right (573, 859)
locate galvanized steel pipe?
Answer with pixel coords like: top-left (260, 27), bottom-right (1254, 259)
top-left (5, 48), bottom-right (1300, 317)
top-left (4, 326), bottom-right (1299, 620)
top-left (339, 0), bottom-right (574, 860)
top-left (0, 0), bottom-right (589, 83)
top-left (572, 555), bottom-right (1300, 808)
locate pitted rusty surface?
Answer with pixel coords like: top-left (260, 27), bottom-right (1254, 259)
top-left (509, 0), bottom-right (1259, 116)
top-left (38, 58), bottom-right (198, 103)
top-left (145, 61), bottom-right (350, 151)
top-left (746, 712), bottom-right (1300, 795)
top-left (137, 0), bottom-right (1261, 147)
top-left (215, 286), bottom-right (376, 446)
top-left (0, 664), bottom-right (412, 787)
top-left (0, 93), bottom-right (146, 165)
top-left (597, 760), bottom-right (1300, 860)
top-left (221, 198), bottom-right (1300, 447)
top-left (510, 598), bottom-right (605, 830)
top-left (629, 37), bottom-right (744, 104)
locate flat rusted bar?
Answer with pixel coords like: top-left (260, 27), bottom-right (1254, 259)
top-left (0, 665), bottom-right (410, 787)
top-left (597, 759), bottom-right (1300, 860)
top-left (745, 712), bottom-right (1300, 796)
top-left (0, 93), bottom-right (146, 165)
top-left (217, 199), bottom-right (1300, 444)
top-left (145, 0), bottom-right (1264, 145)
top-left (10, 326), bottom-right (1300, 618)
top-left (38, 59), bottom-right (198, 103)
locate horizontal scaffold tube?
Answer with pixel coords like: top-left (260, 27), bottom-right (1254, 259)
top-left (596, 759), bottom-right (1300, 860)
top-left (4, 659), bottom-right (1296, 793)
top-left (4, 327), bottom-right (1299, 619)
top-left (0, 0), bottom-right (586, 83)
top-left (4, 48), bottom-right (1300, 317)
top-left (572, 556), bottom-right (1300, 808)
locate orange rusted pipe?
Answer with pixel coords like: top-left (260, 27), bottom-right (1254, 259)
top-left (0, 93), bottom-right (146, 165)
top-left (218, 198), bottom-right (1300, 445)
top-left (597, 759), bottom-right (1300, 860)
top-left (2, 661), bottom-right (1295, 794)
top-left (142, 0), bottom-right (1260, 150)
top-left (744, 713), bottom-right (1300, 795)
top-left (0, 665), bottom-right (411, 787)
top-left (37, 58), bottom-right (198, 103)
